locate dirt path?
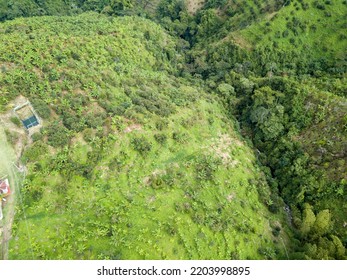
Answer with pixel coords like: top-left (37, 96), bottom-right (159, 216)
top-left (0, 96), bottom-right (37, 259)
top-left (1, 176), bottom-right (17, 259)
top-left (0, 124), bottom-right (25, 259)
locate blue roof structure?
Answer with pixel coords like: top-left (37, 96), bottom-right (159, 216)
top-left (22, 115), bottom-right (39, 129)
top-left (13, 100), bottom-right (40, 130)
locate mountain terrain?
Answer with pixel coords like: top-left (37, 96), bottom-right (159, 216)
top-left (0, 0), bottom-right (346, 259)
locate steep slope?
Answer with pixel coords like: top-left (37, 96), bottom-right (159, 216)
top-left (179, 0), bottom-right (347, 259)
top-left (0, 13), bottom-right (289, 259)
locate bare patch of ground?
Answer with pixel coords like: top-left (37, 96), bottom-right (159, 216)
top-left (143, 168), bottom-right (166, 186)
top-left (187, 0), bottom-right (206, 15)
top-left (266, 11), bottom-right (278, 21)
top-left (209, 133), bottom-right (241, 167)
top-left (231, 33), bottom-right (253, 50)
top-left (124, 124), bottom-right (142, 133)
top-left (227, 192), bottom-right (236, 202)
top-left (0, 62), bottom-right (17, 72)
top-left (71, 132), bottom-right (88, 146)
top-left (1, 96), bottom-right (30, 158)
top-left (148, 195), bottom-right (156, 204)
top-left (1, 95), bottom-right (44, 158)
top-left (32, 66), bottom-right (44, 78)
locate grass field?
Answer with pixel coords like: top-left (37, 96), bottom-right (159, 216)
top-left (238, 0), bottom-right (347, 61)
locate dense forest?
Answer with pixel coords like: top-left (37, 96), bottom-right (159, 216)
top-left (0, 0), bottom-right (346, 260)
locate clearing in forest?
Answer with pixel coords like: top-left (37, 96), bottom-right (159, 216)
top-left (186, 0), bottom-right (206, 15)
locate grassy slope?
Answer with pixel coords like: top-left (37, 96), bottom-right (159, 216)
top-left (0, 13), bottom-right (288, 259)
top-left (192, 0), bottom-right (346, 74)
top-left (238, 0), bottom-right (347, 62)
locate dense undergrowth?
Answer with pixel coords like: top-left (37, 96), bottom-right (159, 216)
top-left (0, 0), bottom-right (346, 260)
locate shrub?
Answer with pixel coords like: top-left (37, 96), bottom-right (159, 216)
top-left (155, 119), bottom-right (168, 131)
top-left (83, 128), bottom-right (94, 142)
top-left (62, 112), bottom-right (85, 132)
top-left (22, 141), bottom-right (48, 162)
top-left (131, 136), bottom-right (152, 155)
top-left (31, 132), bottom-right (43, 142)
top-left (315, 3), bottom-right (326, 10)
top-left (45, 121), bottom-right (70, 147)
top-left (217, 83), bottom-right (235, 99)
top-left (272, 226), bottom-right (281, 237)
top-left (154, 133), bottom-right (167, 145)
top-left (282, 29), bottom-right (289, 38)
top-left (172, 131), bottom-right (189, 143)
top-left (31, 99), bottom-right (51, 119)
top-left (85, 113), bottom-right (105, 129)
top-left (10, 116), bottom-right (21, 127)
top-left (195, 154), bottom-right (221, 181)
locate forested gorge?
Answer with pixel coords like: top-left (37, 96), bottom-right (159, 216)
top-left (0, 0), bottom-right (346, 260)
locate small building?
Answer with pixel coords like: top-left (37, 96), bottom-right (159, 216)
top-left (0, 178), bottom-right (10, 198)
top-left (13, 100), bottom-right (40, 130)
top-left (0, 178), bottom-right (10, 220)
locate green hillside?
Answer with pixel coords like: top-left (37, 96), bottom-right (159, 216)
top-left (239, 0), bottom-right (347, 68)
top-left (0, 13), bottom-right (289, 260)
top-left (187, 0), bottom-right (346, 76)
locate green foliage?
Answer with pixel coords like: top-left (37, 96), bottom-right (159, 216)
top-left (0, 0), bottom-right (76, 21)
top-left (10, 116), bottom-right (21, 127)
top-left (157, 0), bottom-right (186, 21)
top-left (31, 132), bottom-right (43, 142)
top-left (0, 0), bottom-right (142, 21)
top-left (172, 130), bottom-right (189, 143)
top-left (331, 235), bottom-right (346, 259)
top-left (45, 121), bottom-right (71, 147)
top-left (217, 83), bottom-right (235, 98)
top-left (22, 140), bottom-right (48, 162)
top-left (249, 86), bottom-right (285, 140)
top-left (300, 203), bottom-right (316, 237)
top-left (110, 0), bottom-right (133, 11)
top-left (312, 209), bottom-right (331, 238)
top-left (131, 135), bottom-right (152, 155)
top-left (196, 9), bottom-right (223, 40)
top-left (31, 99), bottom-right (51, 119)
top-left (154, 133), bottom-right (167, 145)
top-left (194, 154), bottom-right (221, 181)
top-left (188, 0), bottom-right (346, 76)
